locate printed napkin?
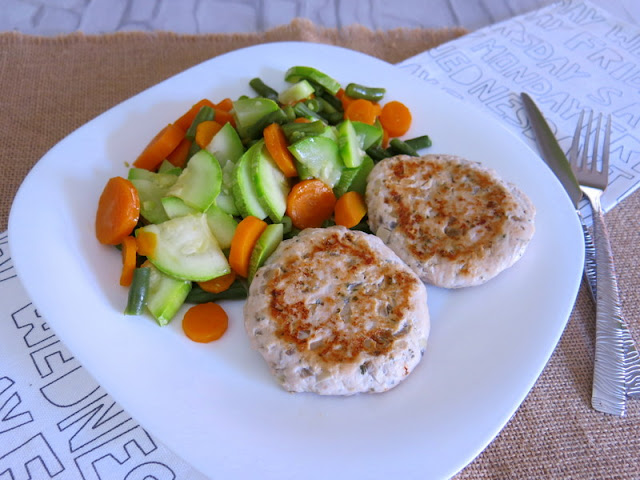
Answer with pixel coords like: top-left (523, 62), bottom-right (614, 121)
top-left (397, 0), bottom-right (640, 215)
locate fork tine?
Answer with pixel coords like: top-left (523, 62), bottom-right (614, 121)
top-left (569, 109), bottom-right (585, 167)
top-left (591, 113), bottom-right (602, 173)
top-left (581, 110), bottom-right (594, 169)
top-left (603, 114), bottom-right (612, 176)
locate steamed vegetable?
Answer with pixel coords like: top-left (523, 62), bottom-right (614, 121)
top-left (95, 64), bottom-right (433, 336)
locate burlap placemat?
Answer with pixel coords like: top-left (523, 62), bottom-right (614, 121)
top-left (1, 19), bottom-right (638, 479)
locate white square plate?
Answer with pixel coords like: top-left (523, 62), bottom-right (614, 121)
top-left (9, 42), bottom-right (584, 479)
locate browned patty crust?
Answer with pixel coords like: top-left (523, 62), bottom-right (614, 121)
top-left (244, 226), bottom-right (430, 395)
top-left (366, 154), bottom-right (535, 288)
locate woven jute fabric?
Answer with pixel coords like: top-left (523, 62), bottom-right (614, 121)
top-left (1, 19), bottom-right (638, 479)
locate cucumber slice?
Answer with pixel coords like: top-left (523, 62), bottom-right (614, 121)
top-left (206, 122), bottom-right (245, 165)
top-left (251, 143), bottom-right (291, 223)
top-left (232, 97), bottom-right (279, 140)
top-left (143, 261), bottom-right (191, 326)
top-left (128, 169), bottom-right (178, 224)
top-left (136, 213), bottom-right (230, 282)
top-left (216, 157), bottom-right (240, 216)
top-left (284, 66), bottom-right (341, 95)
top-left (346, 155), bottom-right (374, 196)
top-left (157, 160), bottom-right (183, 175)
top-left (288, 136), bottom-right (344, 188)
top-left (248, 223), bottom-right (284, 281)
top-left (231, 141), bottom-right (269, 220)
top-left (166, 149), bottom-right (221, 212)
top-left (205, 204), bottom-right (238, 250)
top-left (161, 196), bottom-right (198, 219)
top-left (278, 80), bottom-right (315, 105)
top-left (337, 119), bottom-right (364, 168)
top-left (352, 121), bottom-right (383, 150)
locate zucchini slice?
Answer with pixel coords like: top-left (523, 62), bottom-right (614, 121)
top-left (136, 213), bottom-right (230, 282)
top-left (251, 143), bottom-right (291, 223)
top-left (231, 141), bottom-right (269, 220)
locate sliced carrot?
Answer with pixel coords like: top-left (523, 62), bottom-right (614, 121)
top-left (381, 127), bottom-right (390, 148)
top-left (215, 98), bottom-right (233, 112)
top-left (214, 108), bottom-right (235, 127)
top-left (166, 137), bottom-right (191, 168)
top-left (96, 177), bottom-right (140, 245)
top-left (119, 236), bottom-right (138, 287)
top-left (182, 302), bottom-right (229, 343)
top-left (195, 120), bottom-right (223, 149)
top-left (175, 99), bottom-right (216, 131)
top-left (334, 191), bottom-right (367, 229)
top-left (263, 123), bottom-right (298, 178)
top-left (337, 88), bottom-right (354, 111)
top-left (197, 271), bottom-right (237, 294)
top-left (133, 123), bottom-right (185, 171)
top-left (286, 179), bottom-right (337, 230)
top-left (136, 230), bottom-right (157, 257)
top-left (228, 216), bottom-right (268, 278)
top-left (379, 100), bottom-right (412, 137)
top-left (344, 98), bottom-right (378, 125)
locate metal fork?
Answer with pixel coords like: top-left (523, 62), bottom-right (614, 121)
top-left (568, 111), bottom-right (633, 416)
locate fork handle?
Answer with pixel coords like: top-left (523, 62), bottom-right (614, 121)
top-left (588, 194), bottom-right (627, 416)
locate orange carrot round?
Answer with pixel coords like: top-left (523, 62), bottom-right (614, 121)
top-left (182, 302), bottom-right (229, 343)
top-left (293, 117), bottom-right (311, 124)
top-left (379, 100), bottom-right (412, 137)
top-left (197, 270), bottom-right (237, 294)
top-left (213, 109), bottom-right (235, 127)
top-left (334, 191), bottom-right (367, 229)
top-left (119, 235), bottom-right (138, 286)
top-left (175, 99), bottom-right (216, 131)
top-left (166, 137), bottom-right (191, 168)
top-left (136, 230), bottom-right (157, 257)
top-left (263, 123), bottom-right (298, 178)
top-left (286, 179), bottom-right (337, 230)
top-left (215, 98), bottom-right (234, 112)
top-left (195, 120), bottom-right (223, 149)
top-left (133, 123), bottom-right (185, 171)
top-left (95, 176), bottom-right (140, 245)
top-left (345, 98), bottom-right (378, 125)
top-left (228, 216), bottom-right (268, 278)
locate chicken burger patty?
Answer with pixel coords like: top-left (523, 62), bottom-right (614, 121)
top-left (244, 226), bottom-right (430, 395)
top-left (366, 154), bottom-right (535, 288)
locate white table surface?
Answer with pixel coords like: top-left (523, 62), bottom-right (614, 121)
top-left (1, 0), bottom-right (638, 35)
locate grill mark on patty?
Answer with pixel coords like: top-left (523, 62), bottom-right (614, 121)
top-left (384, 156), bottom-right (517, 269)
top-left (267, 229), bottom-right (420, 365)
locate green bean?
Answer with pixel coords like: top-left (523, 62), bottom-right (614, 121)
top-left (186, 141), bottom-right (201, 160)
top-left (244, 108), bottom-right (289, 140)
top-left (305, 98), bottom-right (321, 112)
top-left (185, 279), bottom-right (248, 304)
top-left (315, 96), bottom-right (337, 114)
top-left (325, 112), bottom-right (344, 125)
top-left (345, 83), bottom-right (386, 102)
top-left (282, 105), bottom-right (296, 122)
top-left (317, 90), bottom-right (344, 112)
top-left (389, 138), bottom-right (419, 157)
top-left (366, 145), bottom-right (392, 162)
top-left (350, 220), bottom-right (373, 234)
top-left (281, 215), bottom-right (293, 234)
top-left (124, 267), bottom-right (151, 315)
top-left (293, 102), bottom-right (327, 122)
top-left (404, 135), bottom-right (432, 151)
top-left (249, 77), bottom-right (279, 101)
top-left (185, 105), bottom-right (215, 141)
top-left (281, 120), bottom-right (326, 141)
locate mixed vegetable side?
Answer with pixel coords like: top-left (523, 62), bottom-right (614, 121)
top-left (94, 66), bottom-right (432, 342)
